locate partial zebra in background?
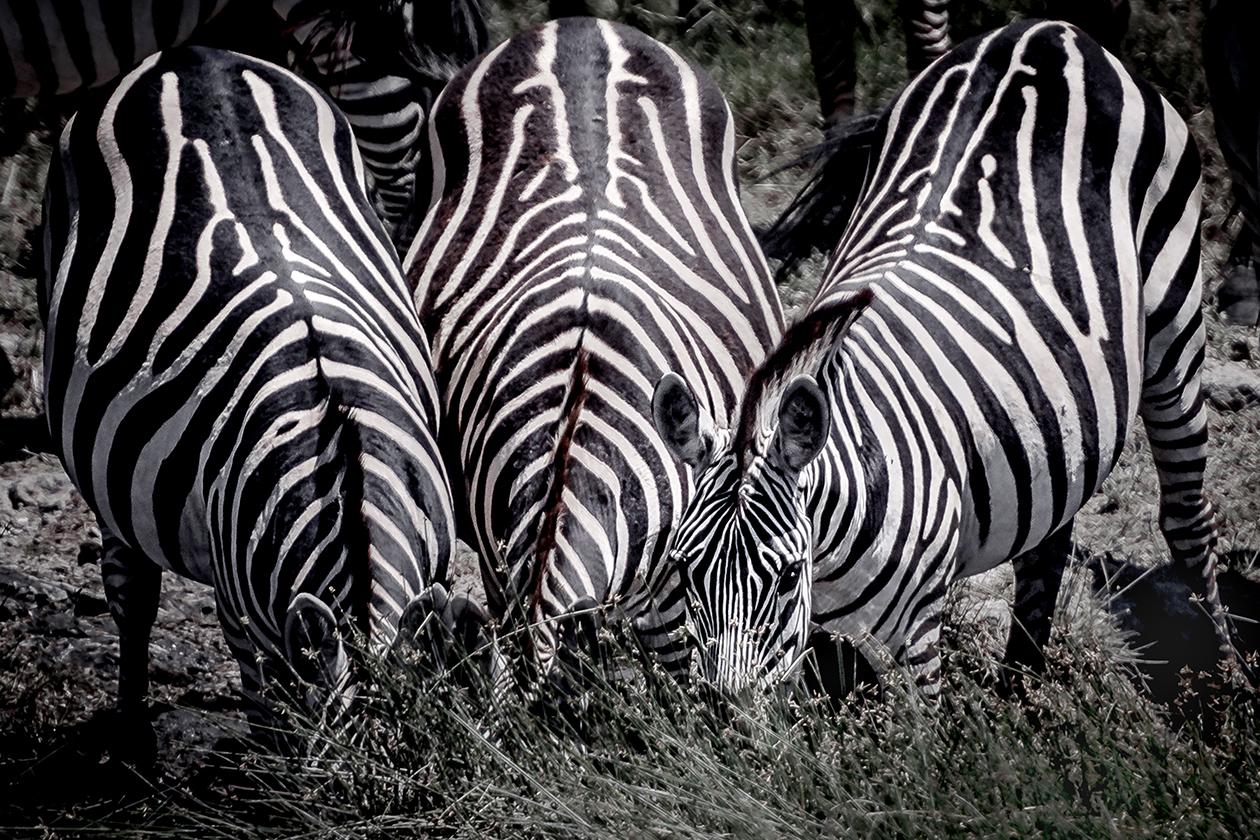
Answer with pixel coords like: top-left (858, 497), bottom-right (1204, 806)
top-left (805, 0), bottom-right (951, 125)
top-left (654, 20), bottom-right (1227, 694)
top-left (42, 46), bottom-right (469, 755)
top-left (769, 1), bottom-right (1132, 273)
top-left (405, 18), bottom-right (783, 681)
top-left (0, 0), bottom-right (488, 249)
top-left (1204, 0), bottom-right (1260, 325)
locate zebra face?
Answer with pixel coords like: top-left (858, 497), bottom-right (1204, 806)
top-left (654, 373), bottom-right (832, 693)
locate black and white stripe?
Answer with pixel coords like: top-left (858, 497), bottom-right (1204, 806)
top-left (404, 18), bottom-right (784, 676)
top-left (41, 47), bottom-right (455, 726)
top-left (655, 20), bottom-right (1224, 693)
top-left (0, 0), bottom-right (487, 249)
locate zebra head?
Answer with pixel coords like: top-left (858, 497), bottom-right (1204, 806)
top-left (653, 289), bottom-right (873, 693)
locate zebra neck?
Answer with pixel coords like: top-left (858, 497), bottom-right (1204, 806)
top-left (812, 351), bottom-right (962, 582)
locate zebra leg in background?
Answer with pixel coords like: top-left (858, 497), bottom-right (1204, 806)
top-left (1046, 1), bottom-right (1131, 53)
top-left (1001, 523), bottom-right (1072, 690)
top-left (99, 528), bottom-right (161, 765)
top-left (1204, 0), bottom-right (1260, 326)
top-left (1140, 269), bottom-right (1235, 671)
top-left (900, 0), bottom-right (951, 76)
top-left (803, 0), bottom-right (859, 126)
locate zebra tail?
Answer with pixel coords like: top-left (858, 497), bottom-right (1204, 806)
top-left (528, 349), bottom-right (590, 622)
top-left (759, 113), bottom-right (883, 283)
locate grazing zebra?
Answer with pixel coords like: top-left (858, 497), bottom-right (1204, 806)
top-left (0, 0), bottom-right (488, 249)
top-left (654, 20), bottom-right (1227, 694)
top-left (41, 46), bottom-right (467, 752)
top-left (404, 18), bottom-right (784, 680)
top-left (1204, 0), bottom-right (1260, 325)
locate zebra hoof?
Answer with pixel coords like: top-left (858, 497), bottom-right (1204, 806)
top-left (108, 706), bottom-right (158, 771)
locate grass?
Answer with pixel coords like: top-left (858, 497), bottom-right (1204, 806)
top-left (30, 609), bottom-right (1255, 838)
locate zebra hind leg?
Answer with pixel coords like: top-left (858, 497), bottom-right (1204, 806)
top-left (99, 527), bottom-right (162, 767)
top-left (1140, 309), bottom-right (1238, 675)
top-left (1000, 523), bottom-right (1072, 695)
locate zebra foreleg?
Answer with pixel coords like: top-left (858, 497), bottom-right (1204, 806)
top-left (1000, 523), bottom-right (1072, 693)
top-left (99, 527), bottom-right (161, 766)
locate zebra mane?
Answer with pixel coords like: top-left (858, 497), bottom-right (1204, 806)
top-left (529, 349), bottom-right (590, 616)
top-left (734, 288), bottom-right (874, 469)
top-left (294, 0), bottom-right (488, 84)
top-left (759, 113), bottom-right (884, 284)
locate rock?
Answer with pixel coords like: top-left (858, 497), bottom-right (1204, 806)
top-left (72, 590), bottom-right (109, 617)
top-left (0, 565), bottom-right (70, 605)
top-left (40, 610), bottom-right (82, 637)
top-left (1229, 339), bottom-right (1252, 362)
top-left (7, 469), bottom-right (73, 512)
top-left (0, 343), bottom-right (14, 398)
top-left (1201, 360), bottom-right (1260, 411)
top-left (1216, 261), bottom-right (1260, 326)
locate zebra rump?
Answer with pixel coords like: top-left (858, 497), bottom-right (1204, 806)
top-left (41, 47), bottom-right (457, 727)
top-left (405, 18), bottom-right (784, 679)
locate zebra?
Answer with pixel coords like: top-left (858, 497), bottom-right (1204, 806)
top-left (0, 0), bottom-right (488, 249)
top-left (652, 19), bottom-right (1229, 694)
top-left (771, 1), bottom-right (1132, 272)
top-left (403, 17), bottom-right (784, 682)
top-left (41, 45), bottom-right (474, 756)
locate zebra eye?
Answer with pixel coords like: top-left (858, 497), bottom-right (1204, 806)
top-left (778, 561), bottom-right (804, 595)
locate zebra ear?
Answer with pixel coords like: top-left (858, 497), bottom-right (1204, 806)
top-left (652, 373), bottom-right (713, 468)
top-left (284, 593), bottom-right (346, 686)
top-left (771, 375), bottom-right (830, 473)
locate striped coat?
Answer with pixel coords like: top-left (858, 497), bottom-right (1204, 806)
top-left (42, 47), bottom-right (454, 725)
top-left (655, 20), bottom-right (1221, 692)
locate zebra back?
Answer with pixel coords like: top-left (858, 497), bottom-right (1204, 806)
top-left (42, 46), bottom-right (454, 705)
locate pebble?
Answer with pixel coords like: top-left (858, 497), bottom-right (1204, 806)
top-left (0, 565), bottom-right (70, 605)
top-left (1200, 359), bottom-right (1260, 412)
top-left (8, 469), bottom-right (74, 512)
